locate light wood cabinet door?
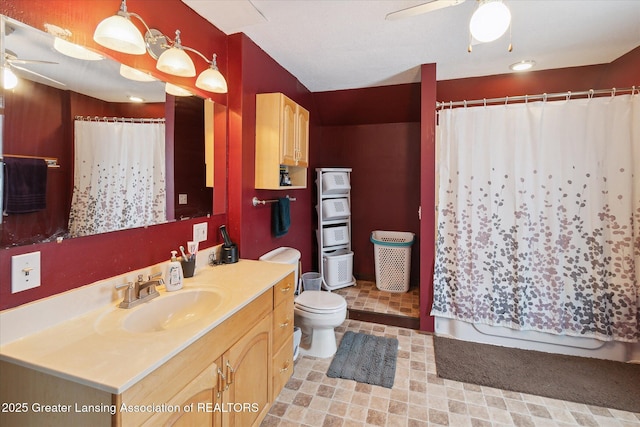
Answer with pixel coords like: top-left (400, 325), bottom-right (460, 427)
top-left (281, 96), bottom-right (298, 166)
top-left (222, 314), bottom-right (272, 427)
top-left (296, 105), bottom-right (309, 167)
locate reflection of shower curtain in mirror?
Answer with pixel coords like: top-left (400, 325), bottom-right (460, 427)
top-left (69, 120), bottom-right (166, 237)
top-left (431, 94), bottom-right (640, 343)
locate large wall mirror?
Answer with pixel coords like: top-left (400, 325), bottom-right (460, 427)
top-left (1, 15), bottom-right (227, 248)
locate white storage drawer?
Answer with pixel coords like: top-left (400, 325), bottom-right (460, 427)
top-left (323, 226), bottom-right (349, 247)
top-left (321, 198), bottom-right (350, 220)
top-left (323, 249), bottom-right (354, 288)
top-left (321, 172), bottom-right (350, 194)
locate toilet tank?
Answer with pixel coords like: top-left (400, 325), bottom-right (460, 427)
top-left (259, 247), bottom-right (301, 287)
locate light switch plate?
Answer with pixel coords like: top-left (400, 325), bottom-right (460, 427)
top-left (12, 251), bottom-right (41, 293)
top-left (178, 193), bottom-right (188, 205)
top-left (193, 222), bottom-right (208, 243)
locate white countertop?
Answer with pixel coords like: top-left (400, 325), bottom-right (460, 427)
top-left (0, 259), bottom-right (295, 394)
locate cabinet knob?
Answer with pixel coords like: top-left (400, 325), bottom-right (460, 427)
top-left (279, 361), bottom-right (290, 373)
top-left (226, 360), bottom-right (235, 387)
top-left (280, 285), bottom-right (292, 293)
top-left (280, 319), bottom-right (290, 328)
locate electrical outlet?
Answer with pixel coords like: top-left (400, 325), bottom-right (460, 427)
top-left (193, 222), bottom-right (208, 243)
top-left (178, 194), bottom-right (188, 205)
top-left (12, 251), bottom-right (41, 293)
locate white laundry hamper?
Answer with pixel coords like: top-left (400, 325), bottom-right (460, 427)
top-left (370, 230), bottom-right (415, 293)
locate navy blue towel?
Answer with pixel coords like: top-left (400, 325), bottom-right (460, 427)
top-left (272, 197), bottom-right (290, 237)
top-left (3, 157), bottom-right (48, 214)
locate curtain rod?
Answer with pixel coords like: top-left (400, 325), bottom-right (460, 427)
top-left (436, 86), bottom-right (638, 109)
top-left (74, 116), bottom-right (165, 123)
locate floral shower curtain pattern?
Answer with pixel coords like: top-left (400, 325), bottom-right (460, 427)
top-left (68, 120), bottom-right (166, 237)
top-left (431, 94), bottom-right (640, 342)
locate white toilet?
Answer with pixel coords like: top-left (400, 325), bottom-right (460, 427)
top-left (259, 247), bottom-right (347, 359)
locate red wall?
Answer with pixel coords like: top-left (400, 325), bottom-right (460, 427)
top-left (227, 34), bottom-right (315, 272)
top-left (0, 0), bottom-right (228, 310)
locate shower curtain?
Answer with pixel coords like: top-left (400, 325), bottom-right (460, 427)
top-left (431, 94), bottom-right (640, 343)
top-left (68, 120), bottom-right (166, 237)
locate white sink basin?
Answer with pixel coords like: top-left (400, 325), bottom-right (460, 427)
top-left (122, 290), bottom-right (223, 333)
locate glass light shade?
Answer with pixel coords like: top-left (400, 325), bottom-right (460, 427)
top-left (196, 67), bottom-right (228, 93)
top-left (119, 64), bottom-right (157, 82)
top-left (93, 14), bottom-right (146, 55)
top-left (2, 67), bottom-right (18, 90)
top-left (510, 60), bottom-right (535, 72)
top-left (165, 82), bottom-right (192, 96)
top-left (469, 1), bottom-right (511, 43)
top-left (156, 47), bottom-right (196, 77)
top-left (54, 38), bottom-right (104, 61)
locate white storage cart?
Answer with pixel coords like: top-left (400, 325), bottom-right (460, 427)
top-left (316, 168), bottom-right (356, 290)
top-left (370, 230), bottom-right (415, 293)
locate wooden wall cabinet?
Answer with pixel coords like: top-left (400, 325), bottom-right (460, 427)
top-left (255, 93), bottom-right (309, 189)
top-left (0, 273), bottom-right (297, 427)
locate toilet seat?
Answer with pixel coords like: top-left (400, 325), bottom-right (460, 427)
top-left (295, 291), bottom-right (347, 314)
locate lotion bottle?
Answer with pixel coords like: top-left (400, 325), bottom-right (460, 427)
top-left (166, 250), bottom-right (183, 292)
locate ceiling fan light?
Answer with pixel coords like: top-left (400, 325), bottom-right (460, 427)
top-left (195, 65), bottom-right (227, 93)
top-left (469, 0), bottom-right (511, 43)
top-left (165, 82), bottom-right (193, 96)
top-left (156, 47), bottom-right (196, 77)
top-left (2, 67), bottom-right (19, 90)
top-left (54, 38), bottom-right (104, 61)
top-left (93, 14), bottom-right (146, 55)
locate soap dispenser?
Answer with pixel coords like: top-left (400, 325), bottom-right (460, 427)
top-left (166, 250), bottom-right (183, 292)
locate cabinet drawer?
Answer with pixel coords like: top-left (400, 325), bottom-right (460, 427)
top-left (272, 334), bottom-right (294, 397)
top-left (273, 296), bottom-right (294, 350)
top-left (273, 272), bottom-right (295, 307)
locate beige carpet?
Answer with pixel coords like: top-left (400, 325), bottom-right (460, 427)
top-left (434, 336), bottom-right (640, 413)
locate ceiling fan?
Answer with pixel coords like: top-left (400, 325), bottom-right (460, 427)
top-left (385, 0), bottom-right (467, 21)
top-left (4, 50), bottom-right (65, 88)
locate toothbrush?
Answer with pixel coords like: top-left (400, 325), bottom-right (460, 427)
top-left (179, 245), bottom-right (189, 260)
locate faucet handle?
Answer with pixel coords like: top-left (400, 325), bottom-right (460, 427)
top-left (137, 274), bottom-right (145, 282)
top-left (149, 272), bottom-right (163, 280)
top-left (115, 282), bottom-right (133, 290)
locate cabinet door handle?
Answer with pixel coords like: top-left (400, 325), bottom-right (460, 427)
top-left (280, 285), bottom-right (291, 293)
top-left (217, 368), bottom-right (226, 398)
top-left (280, 319), bottom-right (290, 328)
top-left (226, 360), bottom-right (235, 387)
top-left (280, 361), bottom-right (290, 373)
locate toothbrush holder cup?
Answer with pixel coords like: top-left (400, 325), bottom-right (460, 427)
top-left (181, 257), bottom-right (196, 278)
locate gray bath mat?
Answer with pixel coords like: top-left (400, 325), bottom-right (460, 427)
top-left (327, 331), bottom-right (398, 388)
top-left (434, 336), bottom-right (640, 413)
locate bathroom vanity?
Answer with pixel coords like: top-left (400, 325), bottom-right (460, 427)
top-left (0, 259), bottom-right (295, 426)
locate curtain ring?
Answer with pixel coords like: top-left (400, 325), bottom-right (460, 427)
top-left (611, 87), bottom-right (616, 98)
top-left (588, 89), bottom-right (594, 99)
top-left (566, 91), bottom-right (571, 101)
top-left (543, 93), bottom-right (547, 102)
top-left (464, 100), bottom-right (467, 108)
top-left (504, 96), bottom-right (509, 106)
top-left (449, 101), bottom-right (453, 110)
top-left (631, 86), bottom-right (636, 96)
top-left (525, 94), bottom-right (528, 104)
top-left (483, 98), bottom-right (487, 107)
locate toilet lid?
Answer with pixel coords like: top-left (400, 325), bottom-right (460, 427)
top-left (295, 290), bottom-right (347, 313)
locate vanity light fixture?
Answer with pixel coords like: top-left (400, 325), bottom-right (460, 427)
top-left (469, 0), bottom-right (511, 43)
top-left (155, 30), bottom-right (196, 77)
top-left (510, 60), bottom-right (535, 72)
top-left (119, 64), bottom-right (157, 82)
top-left (195, 54), bottom-right (228, 93)
top-left (165, 82), bottom-right (193, 97)
top-left (54, 38), bottom-right (105, 61)
top-left (93, 0), bottom-right (149, 55)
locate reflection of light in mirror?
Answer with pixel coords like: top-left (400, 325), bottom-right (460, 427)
top-left (2, 67), bottom-right (19, 89)
top-left (119, 64), bottom-right (157, 82)
top-left (165, 82), bottom-right (192, 97)
top-left (53, 38), bottom-right (104, 61)
top-left (128, 95), bottom-right (144, 102)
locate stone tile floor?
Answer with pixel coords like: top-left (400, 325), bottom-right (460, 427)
top-left (334, 280), bottom-right (420, 318)
top-left (261, 319), bottom-right (640, 427)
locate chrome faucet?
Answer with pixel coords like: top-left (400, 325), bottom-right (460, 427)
top-left (115, 273), bottom-right (163, 309)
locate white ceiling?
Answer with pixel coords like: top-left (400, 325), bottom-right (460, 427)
top-left (182, 0), bottom-right (640, 93)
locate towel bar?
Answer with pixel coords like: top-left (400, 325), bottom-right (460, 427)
top-left (252, 196), bottom-right (296, 206)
